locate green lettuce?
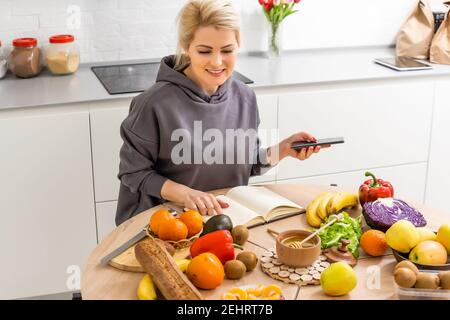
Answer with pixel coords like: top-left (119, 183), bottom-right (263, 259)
top-left (316, 212), bottom-right (363, 258)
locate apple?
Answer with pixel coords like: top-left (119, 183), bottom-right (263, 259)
top-left (436, 223), bottom-right (450, 254)
top-left (386, 220), bottom-right (420, 253)
top-left (409, 240), bottom-right (448, 265)
top-left (416, 227), bottom-right (437, 243)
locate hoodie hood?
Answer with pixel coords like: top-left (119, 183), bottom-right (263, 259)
top-left (156, 55), bottom-right (231, 104)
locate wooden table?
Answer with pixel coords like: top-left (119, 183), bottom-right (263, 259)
top-left (81, 184), bottom-right (447, 300)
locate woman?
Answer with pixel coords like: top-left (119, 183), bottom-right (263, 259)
top-left (115, 0), bottom-right (327, 226)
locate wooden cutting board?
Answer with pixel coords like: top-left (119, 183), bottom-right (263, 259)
top-left (108, 240), bottom-right (191, 273)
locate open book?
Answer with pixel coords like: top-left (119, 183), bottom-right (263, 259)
top-left (212, 186), bottom-right (305, 228)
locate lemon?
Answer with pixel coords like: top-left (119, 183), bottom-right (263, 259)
top-left (137, 274), bottom-right (157, 300)
top-left (320, 262), bottom-right (357, 296)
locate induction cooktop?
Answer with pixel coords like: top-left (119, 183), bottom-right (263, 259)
top-left (91, 62), bottom-right (254, 95)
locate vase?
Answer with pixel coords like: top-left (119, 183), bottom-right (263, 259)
top-left (267, 21), bottom-right (283, 58)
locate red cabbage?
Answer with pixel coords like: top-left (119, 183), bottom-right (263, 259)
top-left (362, 198), bottom-right (427, 232)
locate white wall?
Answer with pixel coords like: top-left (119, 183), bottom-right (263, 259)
top-left (0, 0), bottom-right (446, 63)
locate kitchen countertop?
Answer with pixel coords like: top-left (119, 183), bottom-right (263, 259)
top-left (2, 46), bottom-right (450, 111)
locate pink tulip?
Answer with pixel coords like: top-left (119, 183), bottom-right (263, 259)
top-left (273, 0), bottom-right (280, 5)
top-left (294, 0), bottom-right (301, 3)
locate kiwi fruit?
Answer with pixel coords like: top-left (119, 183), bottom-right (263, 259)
top-left (231, 225), bottom-right (249, 245)
top-left (438, 271), bottom-right (450, 290)
top-left (414, 273), bottom-right (440, 289)
top-left (236, 251), bottom-right (258, 272)
top-left (394, 260), bottom-right (419, 276)
top-left (224, 260), bottom-right (246, 280)
top-left (394, 268), bottom-right (417, 288)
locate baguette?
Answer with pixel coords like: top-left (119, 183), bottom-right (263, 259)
top-left (135, 237), bottom-right (203, 300)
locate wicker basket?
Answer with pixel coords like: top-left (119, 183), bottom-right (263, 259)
top-left (145, 226), bottom-right (201, 250)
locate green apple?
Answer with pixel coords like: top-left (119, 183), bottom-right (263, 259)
top-left (409, 240), bottom-right (448, 265)
top-left (436, 223), bottom-right (450, 254)
top-left (386, 220), bottom-right (420, 253)
top-left (320, 262), bottom-right (357, 296)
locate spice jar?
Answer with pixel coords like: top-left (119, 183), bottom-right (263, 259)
top-left (9, 38), bottom-right (42, 78)
top-left (0, 40), bottom-right (7, 79)
top-left (46, 35), bottom-right (80, 75)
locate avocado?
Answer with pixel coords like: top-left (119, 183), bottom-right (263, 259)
top-left (202, 214), bottom-right (233, 236)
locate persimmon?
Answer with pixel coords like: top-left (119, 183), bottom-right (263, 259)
top-left (149, 208), bottom-right (174, 236)
top-left (179, 210), bottom-right (203, 237)
top-left (186, 252), bottom-right (224, 290)
top-left (158, 218), bottom-right (188, 241)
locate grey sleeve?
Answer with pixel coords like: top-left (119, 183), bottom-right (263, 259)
top-left (117, 122), bottom-right (168, 199)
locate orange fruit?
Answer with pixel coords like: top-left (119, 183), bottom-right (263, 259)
top-left (149, 208), bottom-right (174, 236)
top-left (228, 287), bottom-right (248, 300)
top-left (186, 252), bottom-right (224, 290)
top-left (360, 229), bottom-right (388, 257)
top-left (179, 210), bottom-right (203, 237)
top-left (158, 218), bottom-right (188, 241)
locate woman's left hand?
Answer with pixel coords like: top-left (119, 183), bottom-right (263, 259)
top-left (278, 132), bottom-right (329, 162)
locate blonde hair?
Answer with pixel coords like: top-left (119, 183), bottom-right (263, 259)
top-left (174, 0), bottom-right (241, 71)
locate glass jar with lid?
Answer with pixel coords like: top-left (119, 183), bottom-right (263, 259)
top-left (8, 38), bottom-right (42, 78)
top-left (0, 40), bottom-right (8, 79)
top-left (46, 34), bottom-right (80, 75)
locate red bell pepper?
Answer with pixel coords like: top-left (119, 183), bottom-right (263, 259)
top-left (190, 230), bottom-right (235, 265)
top-left (359, 171), bottom-right (394, 206)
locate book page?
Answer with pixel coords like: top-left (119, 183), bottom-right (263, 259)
top-left (226, 186), bottom-right (303, 218)
top-left (214, 195), bottom-right (262, 227)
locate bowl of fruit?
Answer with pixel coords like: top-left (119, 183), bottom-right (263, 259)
top-left (387, 221), bottom-right (450, 271)
top-left (148, 208), bottom-right (204, 249)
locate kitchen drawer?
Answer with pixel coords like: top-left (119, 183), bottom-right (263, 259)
top-left (90, 101), bottom-right (130, 202)
top-left (277, 82), bottom-right (433, 180)
top-left (96, 201), bottom-right (118, 242)
top-left (0, 108), bottom-right (96, 299)
top-left (425, 80), bottom-right (450, 213)
top-left (277, 162), bottom-right (428, 204)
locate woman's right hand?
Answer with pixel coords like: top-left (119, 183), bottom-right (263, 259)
top-left (183, 188), bottom-right (229, 216)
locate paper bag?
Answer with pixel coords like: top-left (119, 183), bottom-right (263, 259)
top-left (430, 2), bottom-right (450, 64)
top-left (396, 0), bottom-right (435, 59)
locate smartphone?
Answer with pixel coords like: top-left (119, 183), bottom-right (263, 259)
top-left (291, 137), bottom-right (344, 151)
top-left (374, 57), bottom-right (432, 71)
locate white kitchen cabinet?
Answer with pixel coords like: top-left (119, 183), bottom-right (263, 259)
top-left (277, 82), bottom-right (433, 181)
top-left (96, 201), bottom-right (119, 242)
top-left (249, 94), bottom-right (278, 184)
top-left (90, 99), bottom-right (131, 202)
top-left (425, 81), bottom-right (450, 214)
top-left (0, 106), bottom-right (96, 299)
top-left (278, 163), bottom-right (428, 204)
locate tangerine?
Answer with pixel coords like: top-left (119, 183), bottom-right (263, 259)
top-left (186, 252), bottom-right (224, 290)
top-left (360, 229), bottom-right (388, 257)
top-left (179, 210), bottom-right (203, 237)
top-left (149, 208), bottom-right (174, 236)
top-left (158, 218), bottom-right (188, 241)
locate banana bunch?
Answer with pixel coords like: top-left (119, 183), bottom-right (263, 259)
top-left (137, 259), bottom-right (191, 300)
top-left (306, 191), bottom-right (359, 227)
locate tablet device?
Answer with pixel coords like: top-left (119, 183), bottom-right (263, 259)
top-left (291, 137), bottom-right (344, 151)
top-left (374, 57), bottom-right (432, 71)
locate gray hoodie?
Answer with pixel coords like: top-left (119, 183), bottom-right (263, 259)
top-left (115, 55), bottom-right (272, 225)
